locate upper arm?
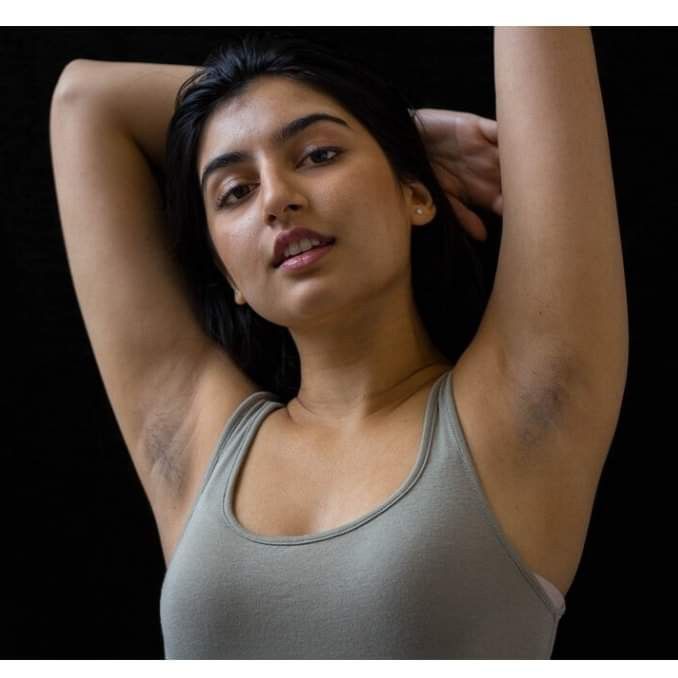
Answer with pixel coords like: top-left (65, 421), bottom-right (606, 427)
top-left (485, 28), bottom-right (628, 428)
top-left (49, 63), bottom-right (258, 507)
top-left (416, 36), bottom-right (625, 474)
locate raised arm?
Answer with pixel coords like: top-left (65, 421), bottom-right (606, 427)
top-left (486, 28), bottom-right (628, 428)
top-left (56, 59), bottom-right (201, 171)
top-left (50, 60), bottom-right (259, 544)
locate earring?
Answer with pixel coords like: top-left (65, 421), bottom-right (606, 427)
top-left (415, 208), bottom-right (424, 215)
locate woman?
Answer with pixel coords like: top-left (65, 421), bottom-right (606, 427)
top-left (49, 28), bottom-right (626, 659)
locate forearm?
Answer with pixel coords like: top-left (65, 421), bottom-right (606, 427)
top-left (53, 59), bottom-right (201, 171)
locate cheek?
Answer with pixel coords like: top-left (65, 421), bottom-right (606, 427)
top-left (210, 231), bottom-right (249, 284)
top-left (213, 222), bottom-right (251, 261)
top-left (324, 165), bottom-right (396, 231)
top-left (334, 170), bottom-right (409, 249)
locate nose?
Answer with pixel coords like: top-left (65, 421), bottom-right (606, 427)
top-left (260, 164), bottom-right (309, 224)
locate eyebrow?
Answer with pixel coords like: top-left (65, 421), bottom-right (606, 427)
top-left (200, 112), bottom-right (351, 196)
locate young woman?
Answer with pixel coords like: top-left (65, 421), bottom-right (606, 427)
top-left (49, 28), bottom-right (627, 659)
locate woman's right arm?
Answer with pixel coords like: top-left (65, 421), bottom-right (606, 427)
top-left (49, 60), bottom-right (258, 537)
top-left (56, 59), bottom-right (201, 170)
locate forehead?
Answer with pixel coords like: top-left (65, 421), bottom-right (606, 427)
top-left (197, 76), bottom-right (354, 166)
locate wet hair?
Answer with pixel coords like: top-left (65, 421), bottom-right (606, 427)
top-left (165, 30), bottom-right (487, 404)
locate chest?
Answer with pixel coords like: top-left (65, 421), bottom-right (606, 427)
top-left (227, 396), bottom-right (588, 602)
top-left (231, 410), bottom-right (425, 538)
top-left (160, 371), bottom-right (595, 603)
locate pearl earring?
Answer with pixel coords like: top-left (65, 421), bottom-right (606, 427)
top-left (415, 208), bottom-right (423, 215)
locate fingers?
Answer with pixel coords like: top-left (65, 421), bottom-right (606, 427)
top-left (411, 109), bottom-right (433, 141)
top-left (449, 195), bottom-right (488, 242)
top-left (477, 116), bottom-right (498, 144)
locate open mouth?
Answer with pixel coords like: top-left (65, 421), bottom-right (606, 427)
top-left (276, 239), bottom-right (336, 271)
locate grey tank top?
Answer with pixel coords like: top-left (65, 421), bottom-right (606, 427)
top-left (160, 368), bottom-right (566, 659)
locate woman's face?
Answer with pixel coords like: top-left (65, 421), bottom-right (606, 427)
top-left (196, 75), bottom-right (434, 328)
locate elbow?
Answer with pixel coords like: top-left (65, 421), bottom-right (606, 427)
top-left (52, 59), bottom-right (100, 108)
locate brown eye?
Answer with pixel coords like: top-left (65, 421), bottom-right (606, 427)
top-left (305, 147), bottom-right (340, 164)
top-left (216, 183), bottom-right (252, 210)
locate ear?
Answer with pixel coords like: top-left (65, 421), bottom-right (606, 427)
top-left (402, 179), bottom-right (436, 226)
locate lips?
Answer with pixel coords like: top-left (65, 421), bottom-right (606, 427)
top-left (272, 227), bottom-right (336, 268)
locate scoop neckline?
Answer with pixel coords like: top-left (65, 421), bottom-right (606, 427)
top-left (222, 368), bottom-right (452, 545)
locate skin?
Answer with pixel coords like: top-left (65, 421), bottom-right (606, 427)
top-left (196, 75), bottom-right (453, 438)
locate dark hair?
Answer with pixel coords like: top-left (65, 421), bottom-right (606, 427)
top-left (165, 30), bottom-right (487, 404)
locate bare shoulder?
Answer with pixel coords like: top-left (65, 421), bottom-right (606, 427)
top-left (143, 345), bottom-right (261, 564)
top-left (450, 323), bottom-right (618, 598)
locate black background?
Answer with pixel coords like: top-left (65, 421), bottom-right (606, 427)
top-left (2, 27), bottom-right (676, 659)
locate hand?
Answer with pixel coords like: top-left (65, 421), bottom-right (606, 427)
top-left (413, 108), bottom-right (503, 242)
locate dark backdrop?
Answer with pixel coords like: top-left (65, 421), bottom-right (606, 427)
top-left (2, 27), bottom-right (675, 659)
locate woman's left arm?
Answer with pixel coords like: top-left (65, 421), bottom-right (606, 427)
top-left (487, 27), bottom-right (629, 408)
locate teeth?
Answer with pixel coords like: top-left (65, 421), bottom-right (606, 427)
top-left (283, 238), bottom-right (322, 260)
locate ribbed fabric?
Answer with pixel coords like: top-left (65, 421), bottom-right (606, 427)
top-left (160, 368), bottom-right (566, 659)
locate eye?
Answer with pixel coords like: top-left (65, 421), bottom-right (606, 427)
top-left (217, 184), bottom-right (249, 210)
top-left (305, 147), bottom-right (341, 164)
top-left (215, 146), bottom-right (343, 210)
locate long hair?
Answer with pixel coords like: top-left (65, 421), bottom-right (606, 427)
top-left (165, 30), bottom-right (487, 404)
